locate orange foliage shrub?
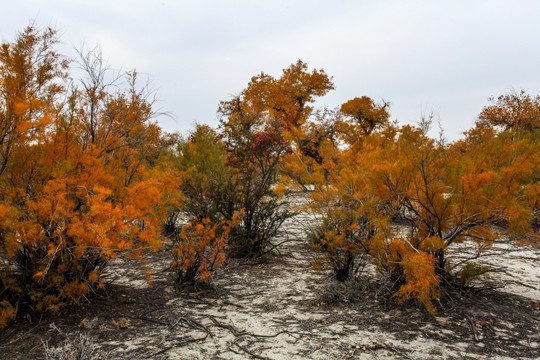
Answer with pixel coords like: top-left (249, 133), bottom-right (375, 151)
top-left (0, 300), bottom-right (16, 329)
top-left (393, 248), bottom-right (441, 314)
top-left (0, 26), bottom-right (182, 327)
top-left (172, 211), bottom-right (242, 286)
top-left (283, 82), bottom-right (538, 312)
top-left (217, 61), bottom-right (332, 257)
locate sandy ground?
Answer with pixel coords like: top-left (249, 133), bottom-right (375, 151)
top-left (1, 193), bottom-right (539, 359)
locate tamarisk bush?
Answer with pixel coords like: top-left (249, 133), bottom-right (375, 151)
top-left (172, 211), bottom-right (242, 286)
top-left (283, 85), bottom-right (538, 312)
top-left (0, 26), bottom-right (181, 327)
top-left (216, 61), bottom-right (334, 257)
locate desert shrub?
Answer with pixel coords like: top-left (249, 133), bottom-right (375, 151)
top-left (288, 103), bottom-right (389, 281)
top-left (459, 263), bottom-right (492, 284)
top-left (216, 61), bottom-right (333, 257)
top-left (308, 216), bottom-right (373, 282)
top-left (177, 115), bottom-right (295, 259)
top-left (287, 89), bottom-right (538, 313)
top-left (164, 209), bottom-right (183, 235)
top-left (227, 194), bottom-right (294, 258)
top-left (217, 111), bottom-right (295, 257)
top-left (383, 240), bottom-right (441, 313)
top-left (42, 331), bottom-right (108, 360)
top-left (176, 124), bottom-right (233, 222)
top-left (0, 300), bottom-right (16, 329)
top-left (175, 124), bottom-right (288, 259)
top-left (369, 120), bottom-right (538, 312)
top-left (0, 26), bottom-right (181, 327)
top-left (172, 211), bottom-right (242, 286)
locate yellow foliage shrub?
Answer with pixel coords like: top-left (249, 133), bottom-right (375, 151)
top-left (172, 211), bottom-right (242, 286)
top-left (395, 251), bottom-right (441, 313)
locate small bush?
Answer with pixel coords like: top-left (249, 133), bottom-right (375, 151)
top-left (0, 300), bottom-right (16, 329)
top-left (459, 263), bottom-right (492, 284)
top-left (393, 248), bottom-right (441, 314)
top-left (176, 124), bottom-right (295, 258)
top-left (227, 195), bottom-right (294, 258)
top-left (308, 221), bottom-right (360, 282)
top-left (172, 211), bottom-right (242, 286)
top-left (42, 331), bottom-right (108, 360)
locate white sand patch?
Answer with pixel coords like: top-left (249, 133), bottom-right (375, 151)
top-left (448, 241), bottom-right (540, 301)
top-left (89, 193), bottom-right (539, 359)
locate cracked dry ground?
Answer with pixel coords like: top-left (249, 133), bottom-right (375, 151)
top-left (1, 196), bottom-right (539, 359)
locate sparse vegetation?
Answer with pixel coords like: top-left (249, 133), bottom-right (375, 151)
top-left (0, 23), bottom-right (538, 360)
top-left (42, 327), bottom-right (108, 360)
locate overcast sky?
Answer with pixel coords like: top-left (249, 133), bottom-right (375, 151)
top-left (3, 0), bottom-right (540, 141)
